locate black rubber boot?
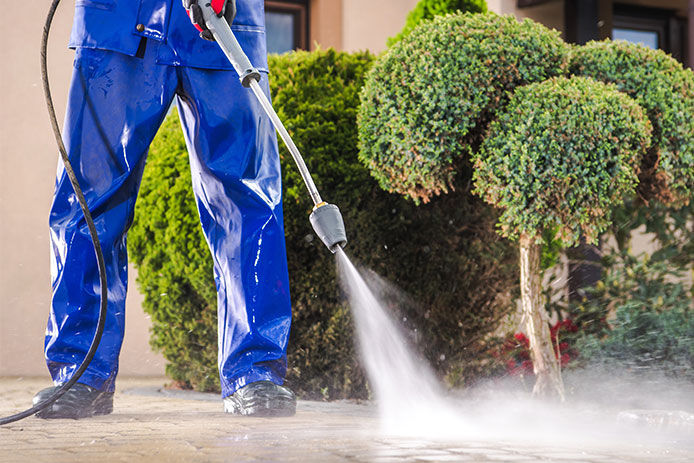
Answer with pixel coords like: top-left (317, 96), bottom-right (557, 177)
top-left (33, 383), bottom-right (114, 419)
top-left (223, 381), bottom-right (296, 417)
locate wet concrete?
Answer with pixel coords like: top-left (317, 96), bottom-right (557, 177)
top-left (1, 377), bottom-right (692, 462)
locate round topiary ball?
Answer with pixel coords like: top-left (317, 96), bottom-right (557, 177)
top-left (473, 76), bottom-right (652, 246)
top-left (358, 12), bottom-right (569, 203)
top-left (570, 40), bottom-right (694, 207)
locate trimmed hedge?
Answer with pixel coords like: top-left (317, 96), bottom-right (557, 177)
top-left (570, 40), bottom-right (694, 207)
top-left (473, 76), bottom-right (652, 245)
top-left (129, 49), bottom-right (518, 398)
top-left (387, 0), bottom-right (487, 46)
top-left (359, 13), bottom-right (570, 203)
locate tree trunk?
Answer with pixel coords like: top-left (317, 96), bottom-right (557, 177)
top-left (519, 234), bottom-right (565, 401)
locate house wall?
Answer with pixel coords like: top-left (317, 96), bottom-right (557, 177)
top-left (488, 0), bottom-right (564, 34)
top-left (0, 2), bottom-right (166, 378)
top-left (341, 0), bottom-right (419, 52)
top-left (310, 0), bottom-right (344, 50)
top-left (337, 0), bottom-right (565, 53)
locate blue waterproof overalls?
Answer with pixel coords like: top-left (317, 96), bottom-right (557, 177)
top-left (45, 0), bottom-right (292, 398)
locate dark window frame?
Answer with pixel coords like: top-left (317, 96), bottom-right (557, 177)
top-left (517, 0), bottom-right (555, 8)
top-left (264, 0), bottom-right (309, 51)
top-left (613, 3), bottom-right (687, 64)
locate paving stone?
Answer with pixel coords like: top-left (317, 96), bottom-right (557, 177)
top-left (1, 377), bottom-right (693, 463)
top-left (414, 455), bottom-right (473, 461)
top-left (538, 452), bottom-right (609, 460)
top-left (368, 458), bottom-right (418, 463)
top-left (485, 454), bottom-right (536, 461)
top-left (449, 448), bottom-right (513, 455)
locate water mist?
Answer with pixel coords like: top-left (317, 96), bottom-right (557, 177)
top-left (335, 248), bottom-right (694, 450)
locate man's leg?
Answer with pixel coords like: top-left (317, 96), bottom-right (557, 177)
top-left (39, 44), bottom-right (178, 418)
top-left (175, 67), bottom-right (294, 414)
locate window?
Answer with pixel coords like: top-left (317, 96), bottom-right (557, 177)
top-left (612, 4), bottom-right (686, 63)
top-left (265, 1), bottom-right (308, 54)
top-left (612, 28), bottom-right (658, 49)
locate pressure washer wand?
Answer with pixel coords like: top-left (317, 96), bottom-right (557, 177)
top-left (202, 7), bottom-right (347, 253)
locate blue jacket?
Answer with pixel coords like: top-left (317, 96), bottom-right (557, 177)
top-left (70, 0), bottom-right (268, 70)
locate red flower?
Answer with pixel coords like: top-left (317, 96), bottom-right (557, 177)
top-left (520, 360), bottom-right (533, 373)
top-left (561, 319), bottom-right (578, 333)
top-left (502, 318), bottom-right (581, 376)
top-left (514, 332), bottom-right (529, 346)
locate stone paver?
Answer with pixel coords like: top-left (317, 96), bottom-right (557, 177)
top-left (1, 377), bottom-right (692, 462)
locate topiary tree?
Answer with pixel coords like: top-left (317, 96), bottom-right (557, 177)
top-left (359, 13), bottom-right (570, 204)
top-left (570, 40), bottom-right (694, 207)
top-left (129, 48), bottom-right (519, 399)
top-left (387, 0), bottom-right (487, 46)
top-left (472, 76), bottom-right (652, 398)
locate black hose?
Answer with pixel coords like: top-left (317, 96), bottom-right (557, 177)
top-left (0, 0), bottom-right (108, 425)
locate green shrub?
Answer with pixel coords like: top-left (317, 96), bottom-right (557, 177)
top-left (359, 13), bottom-right (569, 203)
top-left (387, 0), bottom-right (487, 46)
top-left (473, 76), bottom-right (651, 246)
top-left (573, 251), bottom-right (693, 379)
top-left (570, 40), bottom-right (694, 207)
top-left (127, 113), bottom-right (219, 391)
top-left (129, 49), bottom-right (518, 398)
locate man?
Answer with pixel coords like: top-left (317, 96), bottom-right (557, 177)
top-left (33, 0), bottom-right (296, 418)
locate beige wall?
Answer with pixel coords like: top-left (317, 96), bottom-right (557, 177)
top-left (0, 2), bottom-right (165, 377)
top-left (488, 0), bottom-right (564, 33)
top-left (310, 0), bottom-right (344, 50)
top-left (337, 0), bottom-right (565, 54)
top-left (341, 0), bottom-right (419, 53)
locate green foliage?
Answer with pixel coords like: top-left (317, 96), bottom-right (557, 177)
top-left (473, 76), bottom-right (651, 246)
top-left (127, 113), bottom-right (220, 391)
top-left (359, 13), bottom-right (569, 203)
top-left (573, 251), bottom-right (694, 379)
top-left (387, 0), bottom-right (487, 46)
top-left (129, 49), bottom-right (518, 398)
top-left (540, 226), bottom-right (562, 270)
top-left (570, 40), bottom-right (694, 207)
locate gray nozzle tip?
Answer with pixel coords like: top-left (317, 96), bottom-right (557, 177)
top-left (309, 203), bottom-right (347, 253)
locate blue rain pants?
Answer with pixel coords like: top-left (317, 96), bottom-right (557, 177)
top-left (45, 39), bottom-right (292, 398)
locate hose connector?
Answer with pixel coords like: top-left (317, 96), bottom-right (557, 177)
top-left (309, 203), bottom-right (347, 253)
top-left (240, 68), bottom-right (261, 88)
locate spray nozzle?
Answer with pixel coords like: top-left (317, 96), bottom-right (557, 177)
top-left (310, 203), bottom-right (347, 253)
